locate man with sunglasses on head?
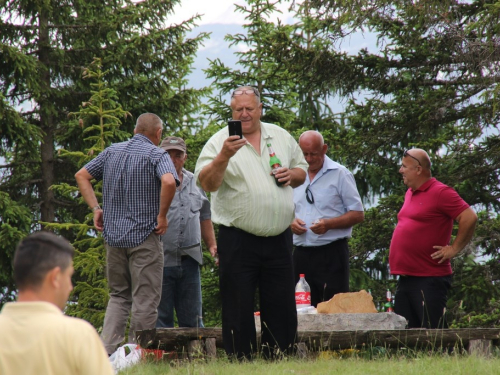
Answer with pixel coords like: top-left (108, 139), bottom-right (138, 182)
top-left (195, 86), bottom-right (307, 359)
top-left (389, 148), bottom-right (477, 328)
top-left (291, 130), bottom-right (364, 307)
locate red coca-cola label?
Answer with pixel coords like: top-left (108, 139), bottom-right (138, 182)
top-left (295, 292), bottom-right (311, 304)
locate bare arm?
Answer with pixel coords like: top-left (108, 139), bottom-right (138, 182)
top-left (431, 207), bottom-right (478, 263)
top-left (273, 167), bottom-right (307, 188)
top-left (75, 167), bottom-right (103, 231)
top-left (310, 210), bottom-right (364, 235)
top-left (199, 136), bottom-right (247, 192)
top-left (200, 219), bottom-right (217, 258)
top-left (155, 173), bottom-right (177, 235)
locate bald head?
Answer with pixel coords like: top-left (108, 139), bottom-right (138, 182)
top-left (299, 130), bottom-right (324, 147)
top-left (408, 148), bottom-right (432, 171)
top-left (299, 130), bottom-right (328, 174)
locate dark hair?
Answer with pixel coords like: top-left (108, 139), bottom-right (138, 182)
top-left (13, 231), bottom-right (75, 291)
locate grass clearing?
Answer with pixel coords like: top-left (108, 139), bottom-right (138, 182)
top-left (119, 350), bottom-right (500, 375)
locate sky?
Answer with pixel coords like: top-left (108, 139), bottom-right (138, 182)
top-left (166, 0), bottom-right (298, 26)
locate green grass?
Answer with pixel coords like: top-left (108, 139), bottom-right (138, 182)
top-left (119, 352), bottom-right (500, 375)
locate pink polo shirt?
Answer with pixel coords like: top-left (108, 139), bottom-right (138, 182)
top-left (389, 178), bottom-right (469, 277)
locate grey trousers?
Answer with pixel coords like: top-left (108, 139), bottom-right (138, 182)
top-left (101, 232), bottom-right (163, 355)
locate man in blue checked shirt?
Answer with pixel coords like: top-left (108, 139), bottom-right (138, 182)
top-left (75, 113), bottom-right (179, 356)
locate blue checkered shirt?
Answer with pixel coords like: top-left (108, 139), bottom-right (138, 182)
top-left (84, 133), bottom-right (179, 248)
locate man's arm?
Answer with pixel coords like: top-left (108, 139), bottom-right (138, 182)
top-left (200, 219), bottom-right (217, 257)
top-left (75, 167), bottom-right (103, 231)
top-left (155, 173), bottom-right (177, 235)
top-left (288, 167), bottom-right (306, 188)
top-left (274, 167), bottom-right (306, 188)
top-left (198, 136), bottom-right (246, 192)
top-left (431, 207), bottom-right (478, 263)
top-left (310, 210), bottom-right (364, 235)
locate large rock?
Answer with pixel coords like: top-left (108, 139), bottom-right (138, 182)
top-left (255, 312), bottom-right (407, 332)
top-left (317, 290), bottom-right (377, 314)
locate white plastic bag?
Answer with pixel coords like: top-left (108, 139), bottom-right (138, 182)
top-left (109, 343), bottom-right (142, 373)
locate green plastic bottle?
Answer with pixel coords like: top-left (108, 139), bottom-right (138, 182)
top-left (267, 143), bottom-right (284, 186)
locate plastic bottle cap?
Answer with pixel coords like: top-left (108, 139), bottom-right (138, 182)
top-left (299, 274), bottom-right (305, 278)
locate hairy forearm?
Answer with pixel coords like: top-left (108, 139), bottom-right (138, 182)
top-left (198, 153), bottom-right (230, 192)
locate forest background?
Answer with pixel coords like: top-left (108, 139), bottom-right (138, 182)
top-left (1, 0), bottom-right (500, 331)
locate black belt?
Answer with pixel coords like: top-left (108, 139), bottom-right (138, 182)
top-left (180, 255), bottom-right (190, 260)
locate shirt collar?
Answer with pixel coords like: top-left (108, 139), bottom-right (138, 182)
top-left (133, 133), bottom-right (155, 145)
top-left (412, 177), bottom-right (436, 192)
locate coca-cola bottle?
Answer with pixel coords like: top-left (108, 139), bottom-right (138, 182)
top-left (385, 289), bottom-right (394, 313)
top-left (295, 274), bottom-right (311, 310)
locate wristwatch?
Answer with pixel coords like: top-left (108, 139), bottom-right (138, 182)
top-left (91, 205), bottom-right (102, 212)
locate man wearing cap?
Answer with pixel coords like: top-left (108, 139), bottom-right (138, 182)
top-left (157, 136), bottom-right (217, 328)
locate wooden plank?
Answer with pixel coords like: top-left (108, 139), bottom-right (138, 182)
top-left (136, 328), bottom-right (500, 351)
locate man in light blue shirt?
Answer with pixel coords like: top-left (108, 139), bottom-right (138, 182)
top-left (291, 130), bottom-right (364, 307)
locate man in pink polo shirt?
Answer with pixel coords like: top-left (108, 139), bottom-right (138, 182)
top-left (389, 149), bottom-right (477, 328)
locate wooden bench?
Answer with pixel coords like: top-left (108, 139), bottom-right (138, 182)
top-left (137, 327), bottom-right (500, 358)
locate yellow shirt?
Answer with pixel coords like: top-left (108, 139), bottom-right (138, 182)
top-left (0, 302), bottom-right (114, 375)
top-left (195, 122), bottom-right (308, 236)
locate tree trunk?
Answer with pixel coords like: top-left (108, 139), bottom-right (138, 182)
top-left (38, 7), bottom-right (55, 225)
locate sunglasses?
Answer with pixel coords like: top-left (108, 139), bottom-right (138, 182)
top-left (231, 87), bottom-right (260, 98)
top-left (403, 150), bottom-right (421, 166)
top-left (305, 185), bottom-right (314, 204)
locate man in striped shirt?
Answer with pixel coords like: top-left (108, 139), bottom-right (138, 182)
top-left (195, 86), bottom-right (308, 359)
top-left (75, 113), bottom-right (179, 355)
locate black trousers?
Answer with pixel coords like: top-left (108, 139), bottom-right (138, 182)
top-left (293, 239), bottom-right (350, 307)
top-left (394, 275), bottom-right (452, 329)
top-left (218, 225), bottom-right (297, 359)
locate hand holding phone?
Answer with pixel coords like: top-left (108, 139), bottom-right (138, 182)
top-left (228, 120), bottom-right (243, 139)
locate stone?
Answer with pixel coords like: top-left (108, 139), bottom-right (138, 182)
top-left (255, 312), bottom-right (407, 332)
top-left (317, 290), bottom-right (377, 314)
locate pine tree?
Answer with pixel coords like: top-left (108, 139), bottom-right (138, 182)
top-left (0, 0), bottom-right (209, 227)
top-left (44, 58), bottom-right (130, 327)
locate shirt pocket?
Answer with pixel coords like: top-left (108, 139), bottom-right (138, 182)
top-left (314, 185), bottom-right (344, 213)
top-left (189, 193), bottom-right (203, 214)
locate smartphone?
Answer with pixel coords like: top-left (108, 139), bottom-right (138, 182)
top-left (228, 120), bottom-right (243, 139)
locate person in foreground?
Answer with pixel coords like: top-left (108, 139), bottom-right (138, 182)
top-left (156, 136), bottom-right (217, 328)
top-left (0, 231), bottom-right (114, 375)
top-left (291, 130), bottom-right (364, 306)
top-left (389, 148), bottom-right (477, 328)
top-left (195, 86), bottom-right (308, 359)
top-left (75, 113), bottom-right (178, 355)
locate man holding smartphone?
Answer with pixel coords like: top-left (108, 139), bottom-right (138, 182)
top-left (195, 86), bottom-right (307, 359)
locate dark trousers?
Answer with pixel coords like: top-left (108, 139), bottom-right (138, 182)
top-left (293, 239), bottom-right (350, 307)
top-left (394, 275), bottom-right (452, 329)
top-left (218, 225), bottom-right (297, 359)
